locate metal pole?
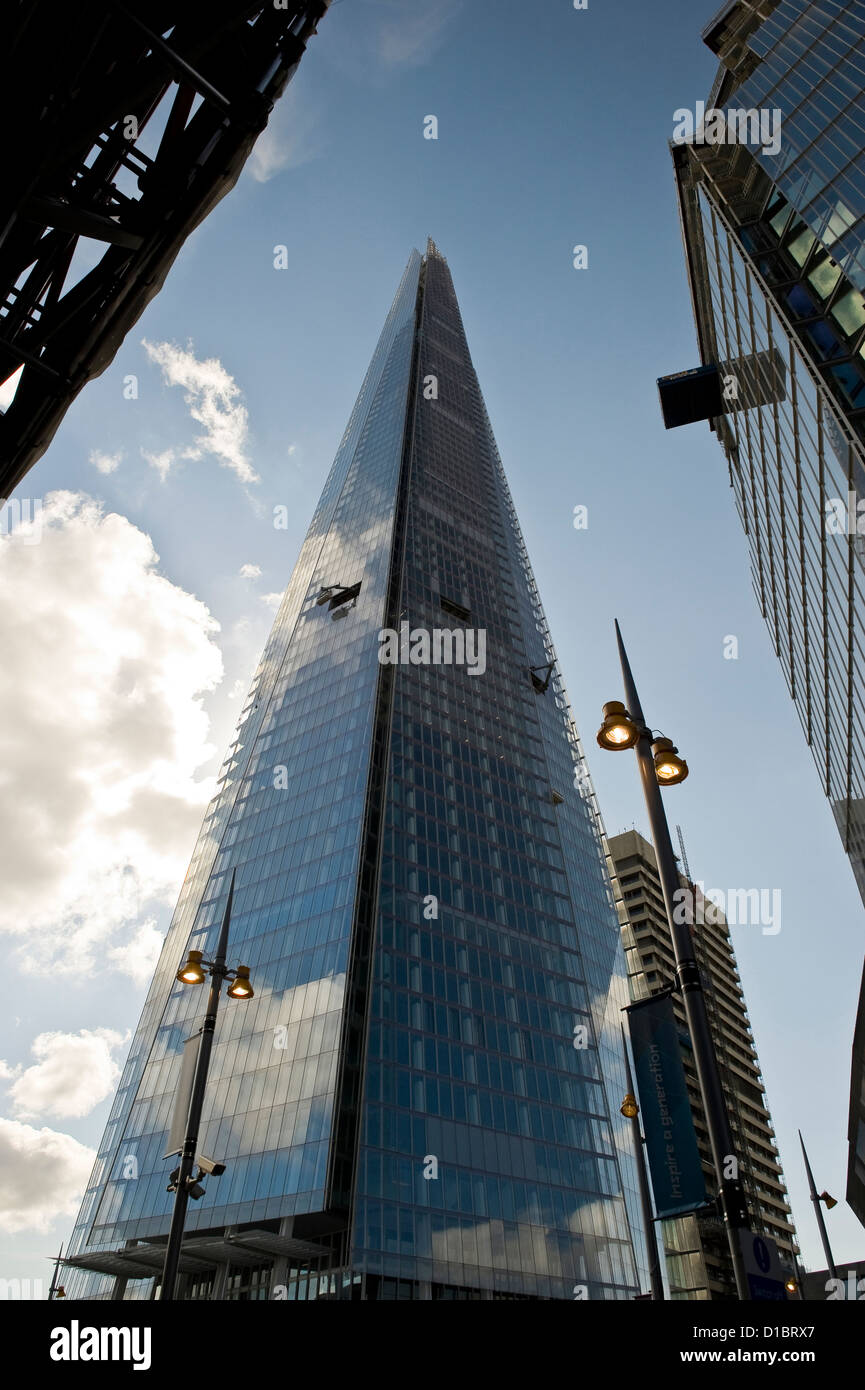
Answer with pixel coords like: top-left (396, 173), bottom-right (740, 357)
top-left (791, 1245), bottom-right (806, 1301)
top-left (160, 870), bottom-right (235, 1301)
top-left (621, 1025), bottom-right (665, 1300)
top-left (615, 621), bottom-right (751, 1300)
top-left (47, 1244), bottom-right (63, 1299)
top-left (799, 1130), bottom-right (837, 1280)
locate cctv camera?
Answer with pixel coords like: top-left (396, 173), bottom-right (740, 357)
top-left (197, 1155), bottom-right (226, 1177)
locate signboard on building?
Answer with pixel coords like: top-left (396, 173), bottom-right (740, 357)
top-left (739, 1231), bottom-right (789, 1301)
top-left (658, 348), bottom-right (786, 428)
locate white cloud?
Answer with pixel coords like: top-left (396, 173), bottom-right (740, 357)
top-left (375, 0), bottom-right (462, 67)
top-left (227, 678), bottom-right (247, 701)
top-left (141, 447), bottom-right (175, 481)
top-left (107, 919), bottom-right (165, 987)
top-left (239, 563), bottom-right (262, 580)
top-left (141, 339), bottom-right (258, 485)
top-left (1, 1029), bottom-right (128, 1120)
top-left (261, 592), bottom-right (282, 610)
top-left (287, 443), bottom-right (297, 456)
top-left (89, 450), bottom-right (122, 475)
top-left (248, 84), bottom-right (324, 183)
top-left (317, 1), bottom-right (461, 89)
top-left (0, 1117), bottom-right (95, 1234)
top-left (0, 491), bottom-right (223, 977)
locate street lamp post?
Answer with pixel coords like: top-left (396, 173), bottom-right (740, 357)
top-left (160, 869), bottom-right (253, 1302)
top-left (47, 1244), bottom-right (65, 1300)
top-left (620, 1027), bottom-right (665, 1301)
top-left (598, 621), bottom-right (751, 1301)
top-left (799, 1130), bottom-right (838, 1281)
top-left (787, 1250), bottom-right (805, 1300)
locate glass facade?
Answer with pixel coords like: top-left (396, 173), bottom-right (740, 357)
top-left (684, 181), bottom-right (865, 834)
top-left (725, 0), bottom-right (865, 295)
top-left (353, 247), bottom-right (641, 1298)
top-left (678, 0), bottom-right (865, 1236)
top-left (64, 242), bottom-right (642, 1299)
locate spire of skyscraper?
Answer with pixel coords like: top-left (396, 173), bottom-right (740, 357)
top-left (63, 244), bottom-right (643, 1301)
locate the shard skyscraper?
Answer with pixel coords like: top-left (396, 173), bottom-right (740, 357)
top-left (65, 241), bottom-right (643, 1301)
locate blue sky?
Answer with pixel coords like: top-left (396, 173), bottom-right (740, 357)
top-left (1, 0), bottom-right (861, 1287)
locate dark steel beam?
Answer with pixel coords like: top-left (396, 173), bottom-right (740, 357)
top-left (1, 2), bottom-right (331, 497)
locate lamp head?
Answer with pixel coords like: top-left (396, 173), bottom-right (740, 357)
top-left (177, 949), bottom-right (205, 985)
top-left (652, 737), bottom-right (689, 785)
top-left (227, 965), bottom-right (254, 1000)
top-left (597, 701), bottom-right (639, 751)
top-left (620, 1093), bottom-right (639, 1119)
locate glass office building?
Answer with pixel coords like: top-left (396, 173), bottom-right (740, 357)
top-left (63, 241), bottom-right (644, 1300)
top-left (672, 0), bottom-right (865, 1233)
top-left (708, 0), bottom-right (865, 296)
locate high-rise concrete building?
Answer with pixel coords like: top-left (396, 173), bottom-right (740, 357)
top-left (670, 0), bottom-right (865, 1235)
top-left (609, 829), bottom-right (799, 1299)
top-left (63, 242), bottom-right (645, 1301)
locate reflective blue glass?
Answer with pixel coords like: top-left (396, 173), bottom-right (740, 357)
top-left (731, 0), bottom-right (865, 292)
top-left (65, 244), bottom-right (642, 1300)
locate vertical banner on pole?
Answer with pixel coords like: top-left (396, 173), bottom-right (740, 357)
top-left (163, 1034), bottom-right (200, 1158)
top-left (627, 994), bottom-right (706, 1219)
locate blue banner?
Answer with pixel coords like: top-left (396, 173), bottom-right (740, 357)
top-left (628, 994), bottom-right (707, 1219)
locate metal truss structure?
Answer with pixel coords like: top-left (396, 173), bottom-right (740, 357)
top-left (1, 2), bottom-right (331, 497)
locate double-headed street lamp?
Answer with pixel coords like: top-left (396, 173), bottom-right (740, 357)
top-left (598, 703), bottom-right (689, 785)
top-left (160, 869), bottom-right (254, 1302)
top-left (799, 1130), bottom-right (838, 1282)
top-left (47, 1244), bottom-right (66, 1300)
top-left (598, 621), bottom-right (751, 1301)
